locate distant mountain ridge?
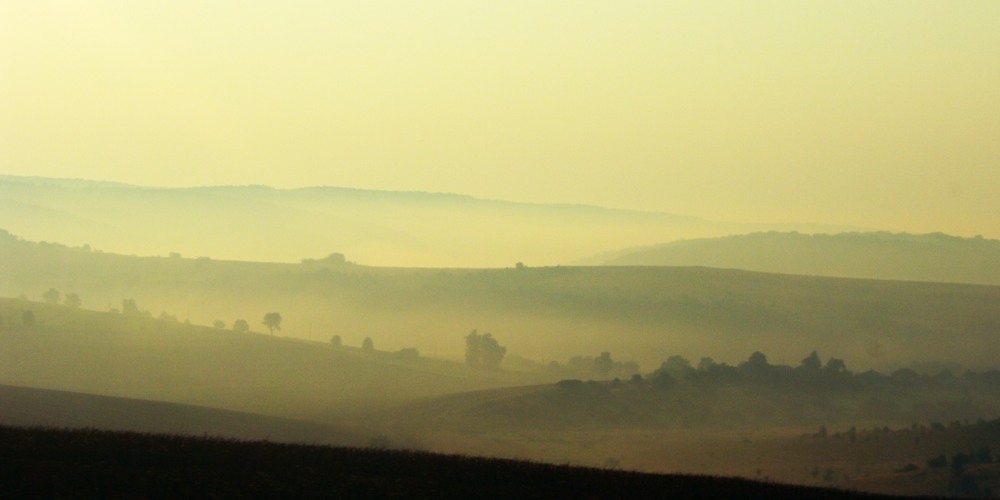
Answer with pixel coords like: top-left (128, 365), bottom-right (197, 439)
top-left (600, 231), bottom-right (1000, 285)
top-left (0, 175), bottom-right (862, 267)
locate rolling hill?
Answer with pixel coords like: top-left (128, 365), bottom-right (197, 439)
top-left (597, 231), bottom-right (1000, 285)
top-left (3, 231), bottom-right (999, 372)
top-left (0, 297), bottom-right (548, 422)
top-left (0, 175), bottom-right (859, 267)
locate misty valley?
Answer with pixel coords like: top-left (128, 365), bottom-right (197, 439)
top-left (5, 0), bottom-right (1000, 495)
top-left (3, 220), bottom-right (1000, 498)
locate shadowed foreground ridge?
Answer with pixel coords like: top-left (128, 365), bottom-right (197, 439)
top-left (0, 426), bottom-right (928, 499)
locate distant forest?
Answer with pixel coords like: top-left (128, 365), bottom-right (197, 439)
top-left (504, 350), bottom-right (1000, 430)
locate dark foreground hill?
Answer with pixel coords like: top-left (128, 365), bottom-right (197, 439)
top-left (0, 425), bottom-right (922, 500)
top-left (599, 231), bottom-right (1000, 285)
top-left (0, 384), bottom-right (358, 446)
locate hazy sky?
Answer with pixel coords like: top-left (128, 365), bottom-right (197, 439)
top-left (3, 1), bottom-right (998, 236)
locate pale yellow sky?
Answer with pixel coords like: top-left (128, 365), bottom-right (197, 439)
top-left (2, 1), bottom-right (998, 236)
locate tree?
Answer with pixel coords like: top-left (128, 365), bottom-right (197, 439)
top-left (594, 351), bottom-right (614, 376)
top-left (362, 336), bottom-right (374, 352)
top-left (213, 320), bottom-right (226, 329)
top-left (465, 330), bottom-right (481, 366)
top-left (262, 312), bottom-right (282, 335)
top-left (741, 351), bottom-right (770, 372)
top-left (800, 351), bottom-right (822, 372)
top-left (659, 355), bottom-right (694, 380)
top-left (232, 319), bottom-right (250, 333)
top-left (122, 299), bottom-right (140, 316)
top-left (465, 330), bottom-right (506, 370)
top-left (330, 335), bottom-right (342, 347)
top-left (63, 293), bottom-right (81, 308)
top-left (42, 288), bottom-right (60, 305)
top-left (824, 357), bottom-right (847, 374)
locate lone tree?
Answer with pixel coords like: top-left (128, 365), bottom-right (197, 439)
top-left (465, 330), bottom-right (506, 370)
top-left (362, 336), bottom-right (374, 352)
top-left (232, 319), bottom-right (250, 333)
top-left (42, 288), bottom-right (61, 305)
top-left (262, 312), bottom-right (282, 335)
top-left (330, 335), bottom-right (342, 347)
top-left (122, 299), bottom-right (141, 316)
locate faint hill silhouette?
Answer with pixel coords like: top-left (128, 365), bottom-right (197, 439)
top-left (0, 175), bottom-right (862, 267)
top-left (598, 231), bottom-right (1000, 285)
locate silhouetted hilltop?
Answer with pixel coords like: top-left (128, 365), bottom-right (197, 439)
top-left (600, 231), bottom-right (1000, 285)
top-left (0, 425), bottom-right (919, 499)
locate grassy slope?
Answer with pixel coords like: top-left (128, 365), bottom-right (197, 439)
top-left (0, 298), bottom-right (547, 421)
top-left (3, 235), bottom-right (999, 371)
top-left (0, 425), bottom-right (918, 499)
top-left (602, 231), bottom-right (1000, 285)
top-left (0, 384), bottom-right (361, 446)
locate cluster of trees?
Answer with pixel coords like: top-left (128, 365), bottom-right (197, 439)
top-left (119, 298), bottom-right (150, 317)
top-left (330, 334), bottom-right (375, 353)
top-left (926, 448), bottom-right (993, 472)
top-left (329, 334), bottom-right (416, 359)
top-left (465, 330), bottom-right (506, 370)
top-left (923, 443), bottom-right (996, 497)
top-left (41, 288), bottom-right (81, 308)
top-left (28, 289), bottom-right (275, 338)
top-left (13, 290), bottom-right (313, 346)
top-left (643, 350), bottom-right (1000, 392)
top-left (545, 352), bottom-right (640, 380)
